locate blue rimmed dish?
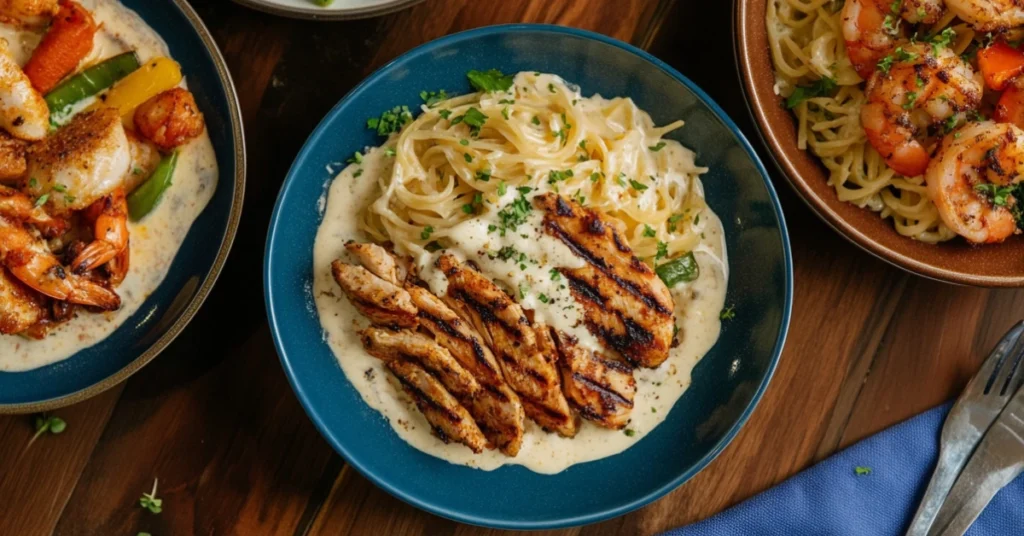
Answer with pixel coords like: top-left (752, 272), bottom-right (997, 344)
top-left (265, 24), bottom-right (790, 530)
top-left (0, 0), bottom-right (246, 413)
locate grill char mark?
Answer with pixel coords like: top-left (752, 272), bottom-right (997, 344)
top-left (417, 309), bottom-right (493, 373)
top-left (563, 273), bottom-right (657, 363)
top-left (570, 372), bottom-right (634, 408)
top-left (394, 373), bottom-right (462, 424)
top-left (545, 220), bottom-right (672, 316)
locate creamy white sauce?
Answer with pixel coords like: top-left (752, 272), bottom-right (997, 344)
top-left (0, 0), bottom-right (218, 371)
top-left (314, 140), bottom-right (728, 473)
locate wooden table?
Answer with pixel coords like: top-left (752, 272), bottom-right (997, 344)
top-left (3, 0), bottom-right (1021, 534)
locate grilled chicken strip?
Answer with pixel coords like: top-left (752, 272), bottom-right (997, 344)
top-left (331, 260), bottom-right (417, 329)
top-left (0, 266), bottom-right (43, 334)
top-left (436, 253), bottom-right (577, 437)
top-left (361, 327), bottom-right (480, 400)
top-left (345, 242), bottom-right (401, 284)
top-left (535, 193), bottom-right (675, 368)
top-left (406, 284), bottom-right (526, 455)
top-left (380, 355), bottom-right (488, 453)
top-left (550, 329), bottom-right (636, 429)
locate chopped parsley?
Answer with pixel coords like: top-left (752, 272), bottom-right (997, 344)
top-left (439, 109), bottom-right (452, 120)
top-left (668, 213), bottom-right (684, 232)
top-left (497, 181), bottom-right (507, 196)
top-left (649, 141), bottom-right (667, 152)
top-left (353, 168), bottom-right (363, 178)
top-left (347, 151), bottom-right (363, 164)
top-left (642, 224), bottom-right (656, 238)
top-left (450, 107), bottom-right (488, 136)
top-left (460, 139), bottom-right (469, 146)
top-left (902, 91), bottom-right (918, 110)
top-left (624, 429), bottom-right (636, 437)
top-left (538, 293), bottom-right (550, 304)
top-left (367, 105), bottom-right (413, 136)
top-left (501, 106), bottom-right (510, 120)
top-left (494, 187), bottom-right (533, 236)
top-left (34, 193), bottom-right (49, 208)
top-left (943, 115), bottom-right (959, 133)
top-left (656, 241), bottom-right (668, 260)
top-left (855, 466), bottom-right (872, 476)
top-left (615, 174), bottom-right (627, 188)
top-left (549, 268), bottom-right (561, 281)
top-left (532, 116), bottom-right (541, 126)
top-left (467, 69), bottom-right (514, 92)
top-left (419, 89), bottom-right (449, 107)
top-left (464, 153), bottom-right (473, 163)
top-left (975, 183), bottom-right (1015, 207)
top-left (548, 83), bottom-right (556, 93)
top-left (462, 192), bottom-right (483, 214)
top-left (496, 245), bottom-right (519, 261)
top-left (629, 179), bottom-right (649, 191)
top-left (475, 169), bottom-right (491, 182)
top-left (420, 226), bottom-right (434, 240)
top-left (384, 147), bottom-right (396, 157)
top-left (785, 76), bottom-right (838, 108)
top-left (590, 172), bottom-right (601, 183)
top-left (28, 177), bottom-right (37, 188)
top-left (547, 169), bottom-right (574, 186)
top-left (720, 305), bottom-right (736, 320)
top-left (931, 27), bottom-right (956, 55)
top-left (579, 139), bottom-right (587, 150)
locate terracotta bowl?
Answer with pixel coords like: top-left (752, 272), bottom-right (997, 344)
top-left (735, 0), bottom-right (1024, 287)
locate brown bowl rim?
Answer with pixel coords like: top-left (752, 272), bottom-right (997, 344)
top-left (734, 0), bottom-right (1024, 287)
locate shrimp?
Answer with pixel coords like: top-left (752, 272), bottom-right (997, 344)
top-left (946, 0), bottom-right (1024, 32)
top-left (133, 88), bottom-right (206, 150)
top-left (24, 108), bottom-right (131, 212)
top-left (843, 0), bottom-right (903, 80)
top-left (71, 187), bottom-right (129, 285)
top-left (0, 41), bottom-right (49, 141)
top-left (861, 42), bottom-right (983, 177)
top-left (926, 121), bottom-right (1024, 243)
top-left (0, 215), bottom-right (120, 309)
top-left (0, 265), bottom-right (43, 335)
top-left (0, 184), bottom-right (67, 237)
top-left (901, 0), bottom-right (946, 24)
top-left (0, 0), bottom-right (57, 28)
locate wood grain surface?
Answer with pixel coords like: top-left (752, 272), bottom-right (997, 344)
top-left (4, 0), bottom-right (1023, 534)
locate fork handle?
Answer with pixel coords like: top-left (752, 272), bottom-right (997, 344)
top-left (926, 445), bottom-right (1024, 536)
top-left (905, 447), bottom-right (968, 536)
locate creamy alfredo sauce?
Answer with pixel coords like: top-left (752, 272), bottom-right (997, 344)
top-left (0, 0), bottom-right (218, 371)
top-left (314, 133), bottom-right (727, 476)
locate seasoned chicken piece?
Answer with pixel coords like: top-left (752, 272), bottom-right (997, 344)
top-left (331, 260), bottom-right (417, 328)
top-left (381, 356), bottom-right (488, 453)
top-left (24, 109), bottom-right (131, 212)
top-left (549, 329), bottom-right (636, 429)
top-left (436, 253), bottom-right (577, 437)
top-left (406, 284), bottom-right (526, 455)
top-left (346, 242), bottom-right (400, 284)
top-left (360, 327), bottom-right (479, 400)
top-left (535, 193), bottom-right (675, 368)
top-left (0, 265), bottom-right (42, 334)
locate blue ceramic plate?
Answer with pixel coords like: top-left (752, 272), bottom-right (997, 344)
top-left (0, 0), bottom-right (245, 412)
top-left (265, 25), bottom-right (791, 529)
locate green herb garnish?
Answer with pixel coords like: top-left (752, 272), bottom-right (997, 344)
top-left (467, 69), bottom-right (513, 92)
top-left (655, 252), bottom-right (699, 287)
top-left (786, 76), bottom-right (838, 108)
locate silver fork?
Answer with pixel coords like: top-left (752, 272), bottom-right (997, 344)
top-left (926, 360), bottom-right (1024, 535)
top-left (904, 321), bottom-right (1024, 536)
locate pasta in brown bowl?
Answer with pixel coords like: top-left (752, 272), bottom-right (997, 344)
top-left (768, 0), bottom-right (1024, 245)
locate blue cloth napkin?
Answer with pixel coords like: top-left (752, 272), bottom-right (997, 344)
top-left (665, 405), bottom-right (1024, 536)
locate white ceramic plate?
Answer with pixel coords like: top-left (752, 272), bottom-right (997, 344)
top-left (233, 0), bottom-right (424, 20)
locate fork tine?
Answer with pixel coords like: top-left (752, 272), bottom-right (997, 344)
top-left (967, 321), bottom-right (1024, 398)
top-left (1000, 344), bottom-right (1024, 396)
top-left (993, 322), bottom-right (1024, 396)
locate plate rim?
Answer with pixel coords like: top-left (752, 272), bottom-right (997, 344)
top-left (264, 23), bottom-right (793, 529)
top-left (232, 0), bottom-right (426, 21)
top-left (0, 0), bottom-right (248, 414)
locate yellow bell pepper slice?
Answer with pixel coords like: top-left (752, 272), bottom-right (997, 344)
top-left (87, 56), bottom-right (182, 122)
